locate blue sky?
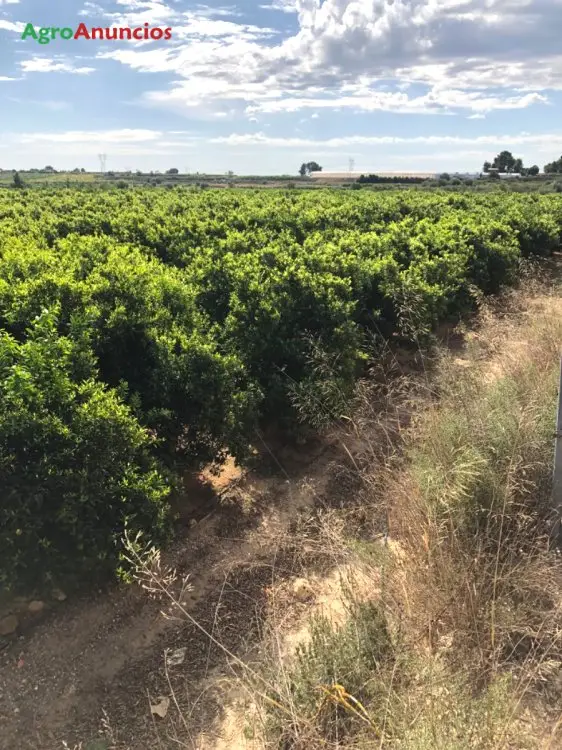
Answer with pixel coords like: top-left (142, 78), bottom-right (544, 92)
top-left (1, 0), bottom-right (562, 174)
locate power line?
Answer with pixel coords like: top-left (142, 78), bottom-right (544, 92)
top-left (98, 154), bottom-right (107, 173)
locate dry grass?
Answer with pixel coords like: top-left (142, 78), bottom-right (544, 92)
top-left (391, 288), bottom-right (562, 661)
top-left (117, 276), bottom-right (562, 750)
top-left (255, 281), bottom-right (562, 749)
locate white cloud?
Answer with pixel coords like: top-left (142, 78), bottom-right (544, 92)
top-left (96, 0), bottom-right (562, 121)
top-left (87, 0), bottom-right (265, 37)
top-left (1, 128), bottom-right (200, 162)
top-left (0, 127), bottom-right (559, 173)
top-left (19, 58), bottom-right (95, 75)
top-left (156, 140), bottom-right (198, 147)
top-left (172, 17), bottom-right (275, 39)
top-left (109, 0), bottom-right (178, 26)
top-left (0, 76), bottom-right (18, 81)
top-left (246, 89), bottom-right (546, 116)
top-left (17, 128), bottom-right (561, 154)
top-left (78, 2), bottom-right (105, 17)
top-left (395, 58), bottom-right (562, 92)
top-left (274, 0), bottom-right (562, 83)
top-left (210, 131), bottom-right (562, 149)
top-left (0, 19), bottom-right (24, 32)
top-left (1, 0), bottom-right (560, 152)
top-left (18, 129), bottom-right (162, 144)
top-left (259, 0), bottom-right (297, 12)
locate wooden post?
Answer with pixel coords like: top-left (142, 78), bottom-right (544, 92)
top-left (551, 356), bottom-right (562, 547)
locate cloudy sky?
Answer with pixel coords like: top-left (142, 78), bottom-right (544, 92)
top-left (1, 0), bottom-right (562, 174)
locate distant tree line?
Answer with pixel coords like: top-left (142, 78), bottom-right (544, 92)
top-left (1, 166), bottom-right (86, 175)
top-left (482, 151), bottom-right (539, 176)
top-left (6, 152), bottom-right (562, 184)
top-left (544, 156), bottom-right (562, 174)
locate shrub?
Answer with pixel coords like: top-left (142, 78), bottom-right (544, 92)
top-left (0, 308), bottom-right (171, 591)
top-left (265, 599), bottom-right (395, 746)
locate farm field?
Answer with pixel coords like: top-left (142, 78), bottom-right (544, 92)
top-left (0, 187), bottom-right (561, 591)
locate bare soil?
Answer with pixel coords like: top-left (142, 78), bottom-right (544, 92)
top-left (0, 434), bottom-right (350, 750)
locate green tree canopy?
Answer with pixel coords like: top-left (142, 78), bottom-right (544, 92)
top-left (0, 308), bottom-right (170, 590)
top-left (483, 151), bottom-right (524, 174)
top-left (544, 156), bottom-right (562, 174)
top-left (299, 161), bottom-right (323, 176)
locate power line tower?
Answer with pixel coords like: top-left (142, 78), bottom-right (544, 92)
top-left (98, 154), bottom-right (107, 174)
top-left (348, 157), bottom-right (355, 174)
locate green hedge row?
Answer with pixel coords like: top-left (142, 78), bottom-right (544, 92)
top-left (0, 188), bottom-right (560, 589)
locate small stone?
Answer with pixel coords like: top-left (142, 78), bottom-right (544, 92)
top-left (52, 589), bottom-right (67, 602)
top-left (0, 615), bottom-right (18, 636)
top-left (28, 600), bottom-right (45, 615)
top-left (292, 578), bottom-right (314, 602)
top-left (167, 647), bottom-right (186, 666)
top-left (150, 696), bottom-right (170, 719)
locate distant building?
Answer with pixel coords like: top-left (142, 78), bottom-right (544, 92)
top-left (481, 170), bottom-right (522, 179)
top-left (309, 171), bottom-right (438, 179)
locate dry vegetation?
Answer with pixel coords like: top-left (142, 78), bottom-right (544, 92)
top-left (89, 270), bottom-right (562, 750)
top-left (253, 281), bottom-right (562, 749)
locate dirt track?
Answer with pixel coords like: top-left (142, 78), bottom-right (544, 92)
top-left (0, 437), bottom-right (344, 750)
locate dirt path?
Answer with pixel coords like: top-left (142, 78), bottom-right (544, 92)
top-left (0, 436), bottom-right (347, 750)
